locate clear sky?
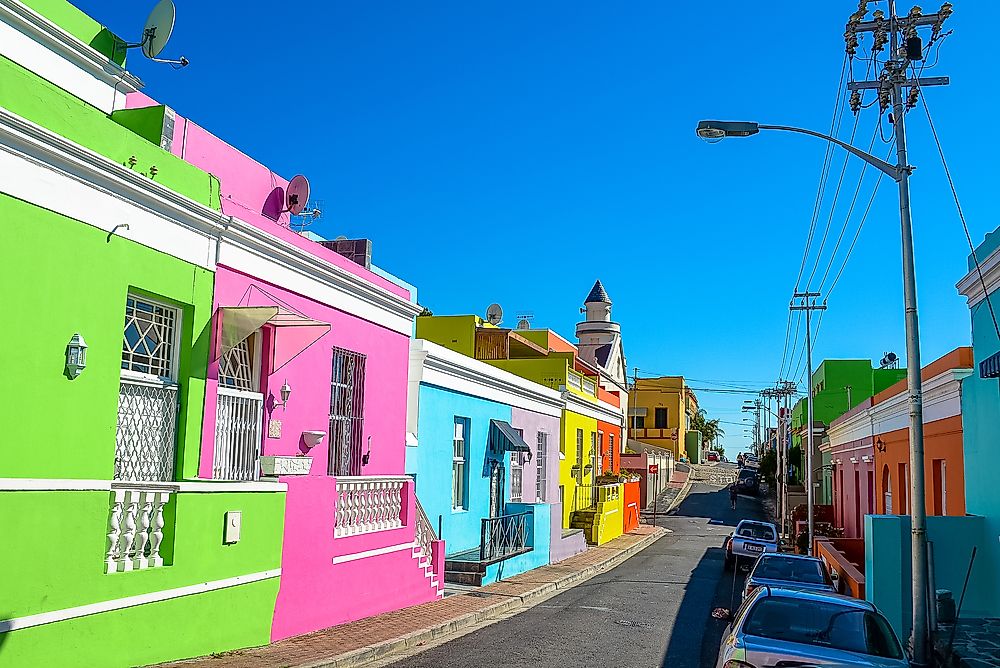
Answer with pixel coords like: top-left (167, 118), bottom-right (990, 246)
top-left (76, 1), bottom-right (1000, 457)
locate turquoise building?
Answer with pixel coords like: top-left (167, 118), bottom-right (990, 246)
top-left (406, 340), bottom-right (564, 585)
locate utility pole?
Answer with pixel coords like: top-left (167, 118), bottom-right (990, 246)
top-left (791, 292), bottom-right (826, 556)
top-left (846, 4), bottom-right (952, 662)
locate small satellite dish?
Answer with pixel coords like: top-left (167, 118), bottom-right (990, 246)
top-left (516, 318), bottom-right (531, 330)
top-left (486, 303), bottom-right (503, 326)
top-left (284, 175), bottom-right (310, 216)
top-left (142, 0), bottom-right (175, 58)
top-left (122, 0), bottom-right (189, 68)
top-left (335, 235), bottom-right (348, 241)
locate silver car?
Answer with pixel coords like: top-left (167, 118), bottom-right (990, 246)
top-left (716, 586), bottom-right (907, 668)
top-left (724, 520), bottom-right (779, 570)
top-left (743, 554), bottom-right (837, 600)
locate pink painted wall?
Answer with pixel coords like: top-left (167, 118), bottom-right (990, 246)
top-left (830, 438), bottom-right (875, 539)
top-left (122, 92), bottom-right (409, 300)
top-left (204, 266), bottom-right (438, 641)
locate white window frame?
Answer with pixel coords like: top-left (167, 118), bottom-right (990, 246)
top-left (120, 293), bottom-right (182, 386)
top-left (452, 418), bottom-right (468, 510)
top-left (536, 432), bottom-right (548, 502)
top-left (510, 450), bottom-right (525, 503)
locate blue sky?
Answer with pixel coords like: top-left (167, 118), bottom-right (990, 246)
top-left (77, 1), bottom-right (1000, 455)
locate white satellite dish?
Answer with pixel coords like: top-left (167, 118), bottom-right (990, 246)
top-left (123, 0), bottom-right (189, 67)
top-left (486, 303), bottom-right (503, 326)
top-left (516, 318), bottom-right (531, 330)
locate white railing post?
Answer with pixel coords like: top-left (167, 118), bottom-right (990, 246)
top-left (148, 491), bottom-right (168, 567)
top-left (334, 476), bottom-right (407, 538)
top-left (106, 490), bottom-right (125, 572)
top-left (106, 485), bottom-right (175, 573)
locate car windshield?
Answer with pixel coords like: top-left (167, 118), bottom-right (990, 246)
top-left (753, 557), bottom-right (828, 584)
top-left (737, 523), bottom-right (775, 541)
top-left (742, 596), bottom-right (903, 659)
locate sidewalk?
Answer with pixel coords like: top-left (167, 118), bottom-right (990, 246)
top-left (153, 525), bottom-right (665, 668)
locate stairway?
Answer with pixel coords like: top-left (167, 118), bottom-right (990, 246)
top-left (570, 509), bottom-right (601, 544)
top-left (412, 542), bottom-right (445, 598)
top-left (443, 556), bottom-right (486, 587)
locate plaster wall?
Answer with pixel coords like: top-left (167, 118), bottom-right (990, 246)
top-left (560, 409), bottom-right (599, 529)
top-left (511, 406), bottom-right (566, 562)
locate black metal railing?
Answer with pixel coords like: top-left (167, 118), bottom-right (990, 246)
top-left (480, 511), bottom-right (530, 564)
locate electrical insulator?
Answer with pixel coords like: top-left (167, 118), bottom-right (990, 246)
top-left (845, 27), bottom-right (859, 56)
top-left (879, 87), bottom-right (891, 113)
top-left (939, 2), bottom-right (953, 22)
top-left (849, 90), bottom-right (861, 114)
top-left (906, 86), bottom-right (920, 110)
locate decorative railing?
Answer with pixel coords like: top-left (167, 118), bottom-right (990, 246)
top-left (213, 387), bottom-right (265, 480)
top-left (582, 377), bottom-right (597, 395)
top-left (414, 497), bottom-right (437, 562)
top-left (106, 484), bottom-right (173, 573)
top-left (572, 483), bottom-right (621, 512)
top-left (480, 511), bottom-right (530, 563)
top-left (566, 371), bottom-right (583, 391)
top-left (115, 378), bottom-right (178, 482)
top-left (334, 476), bottom-right (406, 538)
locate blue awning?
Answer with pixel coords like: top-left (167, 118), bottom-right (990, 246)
top-left (488, 419), bottom-right (532, 456)
top-left (981, 350), bottom-right (1000, 378)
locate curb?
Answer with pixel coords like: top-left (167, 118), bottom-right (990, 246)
top-left (664, 473), bottom-right (695, 515)
top-left (307, 528), bottom-right (665, 668)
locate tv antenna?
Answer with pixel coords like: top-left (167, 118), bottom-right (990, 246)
top-left (485, 303), bottom-right (503, 326)
top-left (280, 175), bottom-right (320, 219)
top-left (120, 0), bottom-right (190, 68)
top-left (290, 198), bottom-right (324, 232)
top-left (515, 312), bottom-right (534, 330)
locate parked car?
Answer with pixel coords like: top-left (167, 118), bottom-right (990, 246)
top-left (743, 453), bottom-right (760, 468)
top-left (707, 451), bottom-right (720, 462)
top-left (724, 520), bottom-right (779, 570)
top-left (735, 468), bottom-right (760, 496)
top-left (742, 554), bottom-right (836, 599)
top-left (716, 587), bottom-right (907, 668)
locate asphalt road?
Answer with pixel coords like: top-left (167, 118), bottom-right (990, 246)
top-left (386, 464), bottom-right (767, 668)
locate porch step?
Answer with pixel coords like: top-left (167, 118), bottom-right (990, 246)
top-left (444, 569), bottom-right (484, 587)
top-left (443, 558), bottom-right (486, 574)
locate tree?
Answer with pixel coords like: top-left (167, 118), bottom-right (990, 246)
top-left (689, 409), bottom-right (725, 449)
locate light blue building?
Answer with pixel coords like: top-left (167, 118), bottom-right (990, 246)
top-left (406, 340), bottom-right (565, 586)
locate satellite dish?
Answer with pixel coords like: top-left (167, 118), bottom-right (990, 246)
top-left (284, 175), bottom-right (310, 216)
top-left (142, 0), bottom-right (175, 58)
top-left (122, 0), bottom-right (189, 67)
top-left (486, 303), bottom-right (503, 326)
top-left (516, 318), bottom-right (531, 330)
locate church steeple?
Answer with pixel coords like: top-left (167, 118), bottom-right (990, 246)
top-left (585, 280), bottom-right (611, 305)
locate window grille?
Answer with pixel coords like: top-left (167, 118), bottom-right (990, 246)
top-left (536, 432), bottom-right (548, 502)
top-left (219, 333), bottom-right (257, 391)
top-left (510, 450), bottom-right (524, 503)
top-left (590, 432), bottom-right (598, 480)
top-left (116, 294), bottom-right (180, 482)
top-left (575, 429), bottom-right (584, 484)
top-left (121, 295), bottom-right (177, 379)
top-left (329, 346), bottom-right (366, 476)
top-left (453, 418), bottom-right (468, 509)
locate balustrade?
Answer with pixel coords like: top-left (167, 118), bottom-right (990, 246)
top-left (334, 476), bottom-right (406, 538)
top-left (106, 485), bottom-right (173, 573)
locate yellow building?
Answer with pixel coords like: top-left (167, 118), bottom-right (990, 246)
top-left (628, 376), bottom-right (699, 460)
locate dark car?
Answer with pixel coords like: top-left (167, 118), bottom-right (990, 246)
top-left (735, 468), bottom-right (759, 495)
top-left (743, 553), bottom-right (837, 599)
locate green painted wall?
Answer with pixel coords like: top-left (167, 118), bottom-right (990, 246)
top-left (415, 315), bottom-right (480, 357)
top-left (110, 106), bottom-right (167, 146)
top-left (20, 0), bottom-right (126, 65)
top-left (0, 55), bottom-right (220, 209)
top-left (0, 195), bottom-right (213, 480)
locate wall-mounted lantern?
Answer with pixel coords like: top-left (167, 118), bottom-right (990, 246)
top-left (65, 333), bottom-right (88, 378)
top-left (273, 380), bottom-right (292, 409)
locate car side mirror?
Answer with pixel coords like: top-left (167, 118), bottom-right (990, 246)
top-left (831, 571), bottom-right (840, 581)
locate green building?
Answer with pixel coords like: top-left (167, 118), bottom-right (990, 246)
top-left (789, 360), bottom-right (906, 505)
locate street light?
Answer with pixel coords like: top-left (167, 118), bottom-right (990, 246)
top-left (697, 108), bottom-right (930, 663)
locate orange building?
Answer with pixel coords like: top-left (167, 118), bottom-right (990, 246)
top-left (870, 348), bottom-right (973, 517)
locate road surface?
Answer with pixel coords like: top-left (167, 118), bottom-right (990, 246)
top-left (385, 463), bottom-right (766, 668)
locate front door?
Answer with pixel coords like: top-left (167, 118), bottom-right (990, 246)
top-left (489, 461), bottom-right (505, 518)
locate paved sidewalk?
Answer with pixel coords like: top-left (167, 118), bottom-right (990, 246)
top-left (153, 525), bottom-right (665, 668)
top-left (936, 618), bottom-right (1000, 668)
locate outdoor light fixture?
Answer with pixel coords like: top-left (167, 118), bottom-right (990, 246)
top-left (65, 333), bottom-right (88, 378)
top-left (274, 380), bottom-right (292, 409)
top-left (696, 120), bottom-right (760, 141)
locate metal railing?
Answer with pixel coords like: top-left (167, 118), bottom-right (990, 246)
top-left (115, 379), bottom-right (178, 482)
top-left (106, 483), bottom-right (174, 573)
top-left (414, 497), bottom-right (437, 565)
top-left (334, 476), bottom-right (406, 538)
top-left (480, 511), bottom-right (530, 563)
top-left (213, 387), bottom-right (265, 480)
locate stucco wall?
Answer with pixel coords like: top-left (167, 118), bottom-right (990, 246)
top-left (560, 409), bottom-right (599, 529)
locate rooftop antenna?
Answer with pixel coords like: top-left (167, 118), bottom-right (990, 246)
top-left (120, 0), bottom-right (190, 68)
top-left (485, 303), bottom-right (503, 326)
top-left (290, 198), bottom-right (324, 232)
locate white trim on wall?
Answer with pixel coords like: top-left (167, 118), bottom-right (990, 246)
top-left (0, 0), bottom-right (142, 113)
top-left (565, 390), bottom-right (625, 426)
top-left (0, 108), bottom-right (422, 335)
top-left (0, 569), bottom-right (280, 633)
top-left (0, 479), bottom-right (287, 493)
top-left (330, 541), bottom-right (417, 565)
top-left (956, 243), bottom-right (1000, 307)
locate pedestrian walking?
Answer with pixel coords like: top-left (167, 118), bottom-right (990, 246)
top-left (729, 482), bottom-right (738, 510)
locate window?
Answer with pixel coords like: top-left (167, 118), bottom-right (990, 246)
top-left (536, 432), bottom-right (548, 502)
top-left (654, 407), bottom-right (668, 429)
top-left (575, 429), bottom-right (584, 484)
top-left (608, 433), bottom-right (615, 471)
top-left (115, 294), bottom-right (181, 482)
top-left (329, 346), bottom-right (366, 476)
top-left (631, 415), bottom-right (645, 429)
top-left (597, 431), bottom-right (604, 474)
top-left (219, 332), bottom-right (260, 391)
top-left (510, 450), bottom-right (525, 502)
top-left (452, 418), bottom-right (468, 509)
top-left (590, 432), bottom-right (597, 478)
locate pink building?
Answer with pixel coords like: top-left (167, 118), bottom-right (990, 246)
top-left (825, 399), bottom-right (876, 539)
top-left (123, 93), bottom-right (442, 640)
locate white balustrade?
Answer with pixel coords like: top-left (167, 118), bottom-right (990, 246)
top-left (106, 486), bottom-right (173, 572)
top-left (566, 372), bottom-right (583, 391)
top-left (334, 476), bottom-right (407, 538)
top-left (582, 378), bottom-right (597, 395)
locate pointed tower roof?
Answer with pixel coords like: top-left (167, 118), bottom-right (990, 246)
top-left (585, 280), bottom-right (611, 304)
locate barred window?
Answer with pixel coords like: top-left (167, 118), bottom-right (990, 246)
top-left (575, 429), bottom-right (584, 484)
top-left (536, 432), bottom-right (548, 502)
top-left (122, 295), bottom-right (178, 379)
top-left (219, 333), bottom-right (259, 391)
top-left (329, 346), bottom-right (366, 476)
